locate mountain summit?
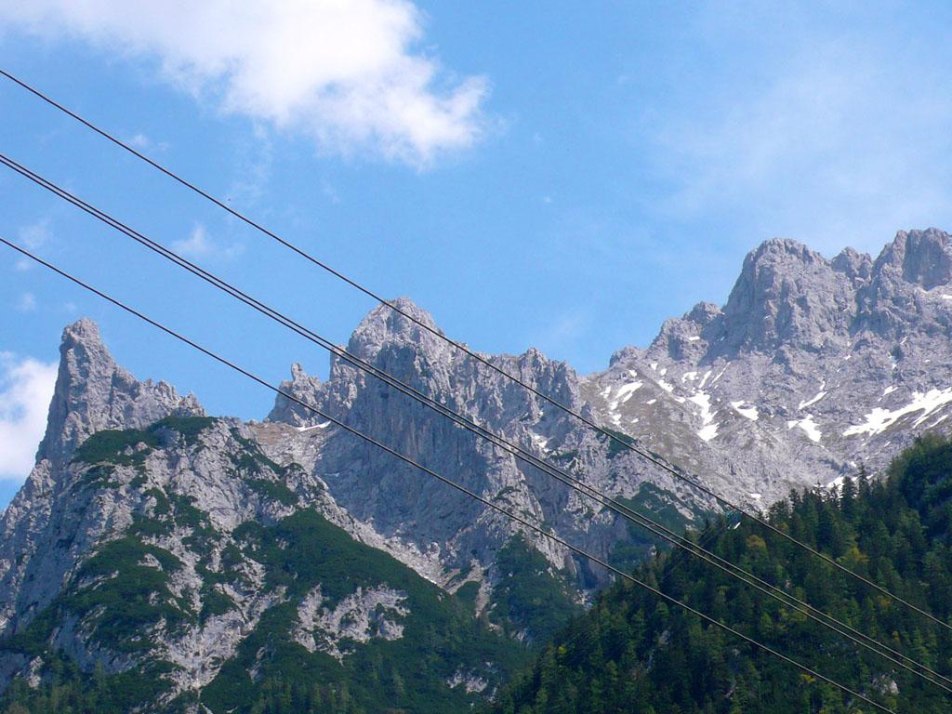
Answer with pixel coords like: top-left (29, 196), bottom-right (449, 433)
top-left (37, 318), bottom-right (203, 468)
top-left (585, 227), bottom-right (952, 502)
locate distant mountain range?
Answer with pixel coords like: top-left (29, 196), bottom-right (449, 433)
top-left (2, 228), bottom-right (952, 710)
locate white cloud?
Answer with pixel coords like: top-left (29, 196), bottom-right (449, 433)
top-left (18, 219), bottom-right (51, 249)
top-left (171, 224), bottom-right (243, 261)
top-left (127, 132), bottom-right (168, 152)
top-left (13, 219), bottom-right (52, 271)
top-left (15, 293), bottom-right (37, 313)
top-left (0, 353), bottom-right (57, 480)
top-left (1, 0), bottom-right (490, 165)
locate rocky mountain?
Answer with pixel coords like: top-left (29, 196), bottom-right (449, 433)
top-left (0, 320), bottom-right (531, 712)
top-left (3, 228), bottom-right (952, 710)
top-left (583, 228), bottom-right (952, 505)
top-left (260, 299), bottom-right (700, 588)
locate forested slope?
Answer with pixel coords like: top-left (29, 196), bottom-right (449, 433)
top-left (493, 435), bottom-right (952, 713)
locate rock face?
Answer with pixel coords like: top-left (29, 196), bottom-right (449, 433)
top-left (0, 320), bottom-right (204, 640)
top-left (260, 297), bottom-right (698, 593)
top-left (584, 228), bottom-right (952, 504)
top-left (37, 318), bottom-right (203, 468)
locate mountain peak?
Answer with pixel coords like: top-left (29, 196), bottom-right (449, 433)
top-left (712, 238), bottom-right (853, 355)
top-left (347, 298), bottom-right (446, 362)
top-left (877, 228), bottom-right (952, 290)
top-left (61, 317), bottom-right (103, 347)
top-left (36, 319), bottom-right (203, 466)
top-left (267, 363), bottom-right (323, 426)
top-left (751, 237), bottom-right (819, 261)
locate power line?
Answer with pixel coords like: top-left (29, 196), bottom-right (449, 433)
top-left (0, 236), bottom-right (898, 714)
top-left (2, 151), bottom-right (947, 692)
top-left (3, 68), bottom-right (946, 636)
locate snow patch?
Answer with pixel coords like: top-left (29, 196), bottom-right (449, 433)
top-left (928, 414), bottom-right (949, 429)
top-left (730, 401), bottom-right (759, 421)
top-left (843, 388), bottom-right (952, 437)
top-left (798, 389), bottom-right (826, 410)
top-left (688, 335), bottom-right (701, 342)
top-left (295, 421), bottom-right (331, 432)
top-left (688, 392), bottom-right (718, 442)
top-left (882, 386), bottom-right (897, 396)
top-left (613, 381), bottom-right (643, 406)
top-left (787, 415), bottom-right (822, 443)
top-left (529, 432), bottom-right (549, 451)
top-left (657, 379), bottom-right (675, 393)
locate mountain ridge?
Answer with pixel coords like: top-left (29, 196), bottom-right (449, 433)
top-left (3, 228), bottom-right (952, 710)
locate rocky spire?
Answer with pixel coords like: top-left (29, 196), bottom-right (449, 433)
top-left (711, 238), bottom-right (855, 356)
top-left (267, 363), bottom-right (324, 426)
top-left (36, 319), bottom-right (203, 466)
top-left (875, 228), bottom-right (952, 290)
top-left (854, 229), bottom-right (952, 339)
top-left (346, 297), bottom-right (448, 363)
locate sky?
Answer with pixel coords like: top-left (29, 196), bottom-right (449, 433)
top-left (2, 1), bottom-right (952, 502)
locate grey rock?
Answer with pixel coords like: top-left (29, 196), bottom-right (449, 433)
top-left (585, 227), bottom-right (952, 504)
top-left (37, 318), bottom-right (203, 467)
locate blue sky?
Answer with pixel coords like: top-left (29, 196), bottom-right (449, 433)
top-left (2, 1), bottom-right (952, 501)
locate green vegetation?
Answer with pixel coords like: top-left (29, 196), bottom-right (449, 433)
top-left (72, 416), bottom-right (218, 467)
top-left (247, 478), bottom-right (298, 506)
top-left (606, 482), bottom-right (704, 574)
top-left (0, 533), bottom-right (192, 712)
top-left (152, 415), bottom-right (219, 446)
top-left (0, 506), bottom-right (528, 713)
top-left (202, 509), bottom-right (529, 713)
top-left (489, 535), bottom-right (582, 644)
top-left (599, 427), bottom-right (636, 459)
top-left (0, 655), bottom-right (177, 714)
top-left (72, 428), bottom-right (158, 467)
top-left (493, 434), bottom-right (952, 713)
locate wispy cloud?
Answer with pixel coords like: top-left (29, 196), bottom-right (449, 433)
top-left (226, 123), bottom-right (273, 207)
top-left (15, 293), bottom-right (37, 313)
top-left (18, 219), bottom-right (50, 249)
top-left (127, 132), bottom-right (168, 152)
top-left (171, 224), bottom-right (243, 261)
top-left (13, 219), bottom-right (52, 271)
top-left (641, 5), bottom-right (952, 254)
top-left (0, 353), bottom-right (57, 480)
top-left (1, 0), bottom-right (490, 166)
top-left (529, 309), bottom-right (590, 357)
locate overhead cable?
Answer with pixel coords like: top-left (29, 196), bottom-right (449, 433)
top-left (1, 151), bottom-right (947, 693)
top-left (0, 235), bottom-right (898, 714)
top-left (2, 68), bottom-right (945, 635)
